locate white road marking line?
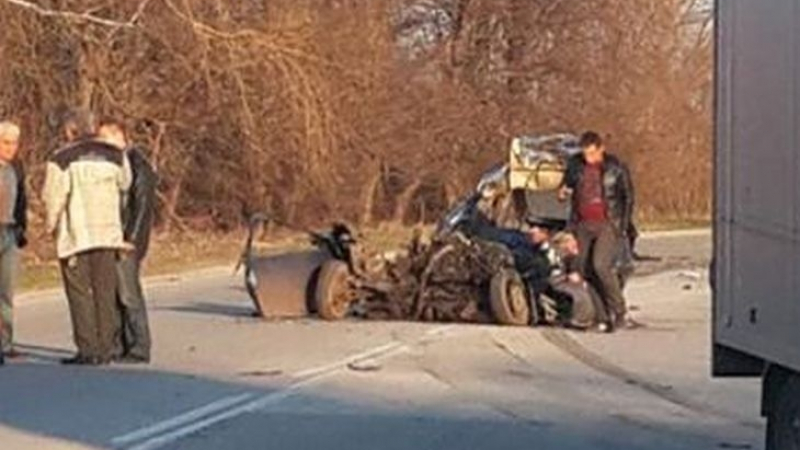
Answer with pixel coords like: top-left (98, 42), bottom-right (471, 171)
top-left (115, 325), bottom-right (455, 450)
top-left (111, 393), bottom-right (256, 446)
top-left (292, 342), bottom-right (401, 379)
top-left (125, 372), bottom-right (342, 450)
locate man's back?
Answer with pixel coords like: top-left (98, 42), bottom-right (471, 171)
top-left (44, 139), bottom-right (131, 259)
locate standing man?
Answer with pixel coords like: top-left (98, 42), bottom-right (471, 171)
top-left (43, 109), bottom-right (131, 365)
top-left (0, 121), bottom-right (27, 363)
top-left (560, 131), bottom-right (635, 331)
top-left (97, 119), bottom-right (157, 364)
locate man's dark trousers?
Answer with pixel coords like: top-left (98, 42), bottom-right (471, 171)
top-left (575, 221), bottom-right (627, 322)
top-left (116, 252), bottom-right (150, 360)
top-left (61, 249), bottom-right (120, 361)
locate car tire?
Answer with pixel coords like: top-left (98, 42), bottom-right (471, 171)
top-left (767, 373), bottom-right (800, 450)
top-left (315, 260), bottom-right (354, 321)
top-left (490, 269), bottom-right (531, 326)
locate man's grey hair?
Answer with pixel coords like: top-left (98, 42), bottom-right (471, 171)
top-left (62, 108), bottom-right (96, 139)
top-left (0, 121), bottom-right (21, 140)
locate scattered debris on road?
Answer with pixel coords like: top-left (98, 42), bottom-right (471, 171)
top-left (347, 360), bottom-right (383, 372)
top-left (238, 369), bottom-right (284, 378)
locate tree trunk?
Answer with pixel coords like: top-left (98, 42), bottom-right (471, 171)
top-left (158, 184), bottom-right (189, 233)
top-left (359, 162), bottom-right (384, 225)
top-left (393, 177), bottom-right (425, 224)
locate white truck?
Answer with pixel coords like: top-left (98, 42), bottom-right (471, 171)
top-left (714, 1), bottom-right (800, 448)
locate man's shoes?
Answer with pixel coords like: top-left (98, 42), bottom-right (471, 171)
top-left (60, 355), bottom-right (109, 366)
top-left (614, 314), bottom-right (646, 330)
top-left (595, 322), bottom-right (615, 333)
top-left (113, 354), bottom-right (150, 364)
top-left (60, 355), bottom-right (90, 365)
top-left (621, 318), bottom-right (646, 330)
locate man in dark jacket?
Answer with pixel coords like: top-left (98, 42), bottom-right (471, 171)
top-left (0, 121), bottom-right (27, 364)
top-left (98, 120), bottom-right (157, 363)
top-left (560, 131), bottom-right (636, 331)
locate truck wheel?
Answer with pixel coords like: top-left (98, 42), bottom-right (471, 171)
top-left (490, 269), bottom-right (531, 326)
top-left (315, 260), bottom-right (354, 321)
top-left (767, 374), bottom-right (800, 450)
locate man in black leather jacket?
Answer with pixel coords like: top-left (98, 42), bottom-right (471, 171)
top-left (98, 120), bottom-right (158, 363)
top-left (560, 131), bottom-right (635, 331)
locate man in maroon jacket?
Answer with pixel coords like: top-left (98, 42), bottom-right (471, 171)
top-left (560, 131), bottom-right (636, 332)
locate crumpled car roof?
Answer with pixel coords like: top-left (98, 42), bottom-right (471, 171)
top-left (511, 133), bottom-right (581, 166)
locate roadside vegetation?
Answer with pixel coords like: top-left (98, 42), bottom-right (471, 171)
top-left (0, 0), bottom-right (712, 290)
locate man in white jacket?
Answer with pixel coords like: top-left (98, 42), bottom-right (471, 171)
top-left (43, 109), bottom-right (132, 365)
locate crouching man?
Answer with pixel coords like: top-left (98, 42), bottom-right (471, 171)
top-left (484, 218), bottom-right (609, 331)
top-left (521, 220), bottom-right (609, 331)
top-left (547, 232), bottom-right (612, 332)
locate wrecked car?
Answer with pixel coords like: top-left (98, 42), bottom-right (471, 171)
top-left (240, 133), bottom-right (632, 326)
top-left (240, 165), bottom-right (537, 325)
top-left (312, 164), bottom-right (536, 326)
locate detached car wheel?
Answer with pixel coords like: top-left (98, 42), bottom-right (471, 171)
top-left (767, 375), bottom-right (800, 450)
top-left (490, 269), bottom-right (531, 326)
top-left (315, 260), bottom-right (355, 321)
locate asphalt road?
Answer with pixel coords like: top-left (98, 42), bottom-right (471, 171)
top-left (0, 230), bottom-right (765, 450)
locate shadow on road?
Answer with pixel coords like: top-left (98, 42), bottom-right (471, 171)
top-left (154, 300), bottom-right (258, 319)
top-left (0, 353), bottom-right (760, 450)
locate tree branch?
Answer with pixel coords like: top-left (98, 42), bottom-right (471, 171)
top-left (1, 0), bottom-right (151, 29)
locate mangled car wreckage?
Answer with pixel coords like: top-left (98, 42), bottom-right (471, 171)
top-left (240, 134), bottom-right (633, 327)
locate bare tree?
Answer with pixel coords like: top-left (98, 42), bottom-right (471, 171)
top-left (0, 0), bottom-right (712, 234)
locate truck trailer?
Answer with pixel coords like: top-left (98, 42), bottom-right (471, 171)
top-left (714, 1), bottom-right (800, 448)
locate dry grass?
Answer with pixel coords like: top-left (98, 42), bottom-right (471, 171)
top-left (17, 223), bottom-right (427, 294)
top-left (639, 219), bottom-right (711, 233)
top-left (18, 232), bottom-right (247, 293)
